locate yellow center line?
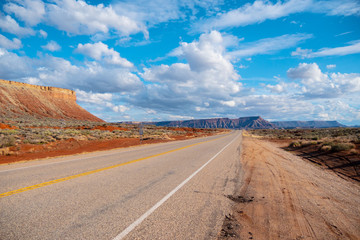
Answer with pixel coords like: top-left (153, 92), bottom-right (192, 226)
top-left (0, 134), bottom-right (229, 199)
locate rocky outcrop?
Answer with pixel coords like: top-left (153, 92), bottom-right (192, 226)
top-left (154, 116), bottom-right (275, 129)
top-left (147, 116), bottom-right (347, 130)
top-left (0, 79), bottom-right (103, 122)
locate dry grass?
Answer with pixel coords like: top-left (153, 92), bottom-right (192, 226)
top-left (250, 128), bottom-right (360, 153)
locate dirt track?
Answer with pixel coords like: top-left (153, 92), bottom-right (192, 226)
top-left (220, 136), bottom-right (360, 239)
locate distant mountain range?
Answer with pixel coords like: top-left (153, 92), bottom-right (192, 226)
top-left (271, 121), bottom-right (346, 129)
top-left (153, 116), bottom-right (275, 129)
top-left (146, 116), bottom-right (347, 129)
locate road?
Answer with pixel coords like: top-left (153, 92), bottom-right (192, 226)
top-left (0, 131), bottom-right (242, 240)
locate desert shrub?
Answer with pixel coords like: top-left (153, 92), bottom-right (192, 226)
top-left (350, 149), bottom-right (358, 155)
top-left (352, 137), bottom-right (360, 144)
top-left (0, 136), bottom-right (16, 147)
top-left (24, 138), bottom-right (46, 145)
top-left (322, 141), bottom-right (334, 146)
top-left (289, 141), bottom-right (301, 148)
top-left (300, 141), bottom-right (318, 147)
top-left (64, 129), bottom-right (81, 136)
top-left (41, 130), bottom-right (52, 136)
top-left (249, 128), bottom-right (360, 142)
top-left (320, 145), bottom-right (332, 152)
top-left (55, 135), bottom-right (68, 140)
top-left (81, 130), bottom-right (91, 135)
top-left (331, 143), bottom-right (355, 152)
top-left (0, 129), bottom-right (18, 135)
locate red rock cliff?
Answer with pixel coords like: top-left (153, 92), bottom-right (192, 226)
top-left (0, 79), bottom-right (104, 122)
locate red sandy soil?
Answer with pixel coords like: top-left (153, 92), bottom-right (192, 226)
top-left (219, 136), bottom-right (360, 239)
top-left (26, 125), bottom-right (129, 131)
top-left (0, 123), bottom-right (18, 130)
top-left (0, 133), bottom-right (216, 165)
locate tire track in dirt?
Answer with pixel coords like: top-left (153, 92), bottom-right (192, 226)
top-left (219, 136), bottom-right (360, 240)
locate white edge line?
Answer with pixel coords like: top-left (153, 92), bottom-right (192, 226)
top-left (112, 132), bottom-right (240, 240)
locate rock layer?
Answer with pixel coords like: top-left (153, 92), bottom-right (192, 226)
top-left (0, 79), bottom-right (103, 122)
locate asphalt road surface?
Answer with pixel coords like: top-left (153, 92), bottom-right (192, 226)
top-left (0, 131), bottom-right (242, 240)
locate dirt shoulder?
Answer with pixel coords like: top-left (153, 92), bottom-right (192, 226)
top-left (219, 136), bottom-right (360, 239)
top-left (245, 128), bottom-right (360, 183)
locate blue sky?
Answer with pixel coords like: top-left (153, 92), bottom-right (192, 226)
top-left (0, 0), bottom-right (359, 125)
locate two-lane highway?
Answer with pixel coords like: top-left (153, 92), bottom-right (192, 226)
top-left (0, 131), bottom-right (242, 239)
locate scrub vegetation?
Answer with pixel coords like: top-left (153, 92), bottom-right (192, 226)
top-left (248, 128), bottom-right (360, 153)
top-left (0, 119), bottom-right (226, 161)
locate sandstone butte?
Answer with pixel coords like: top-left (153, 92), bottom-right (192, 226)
top-left (0, 79), bottom-right (103, 122)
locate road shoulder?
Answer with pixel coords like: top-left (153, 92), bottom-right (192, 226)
top-left (219, 136), bottom-right (360, 239)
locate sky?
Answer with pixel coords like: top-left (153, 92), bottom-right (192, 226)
top-left (0, 0), bottom-right (359, 125)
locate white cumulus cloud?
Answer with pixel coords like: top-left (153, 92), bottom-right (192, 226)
top-left (0, 49), bottom-right (142, 93)
top-left (46, 0), bottom-right (148, 38)
top-left (0, 15), bottom-right (35, 36)
top-left (0, 49), bottom-right (32, 79)
top-left (4, 0), bottom-right (45, 26)
top-left (220, 100), bottom-right (236, 107)
top-left (0, 34), bottom-right (22, 49)
top-left (76, 89), bottom-right (130, 113)
top-left (111, 105), bottom-right (129, 113)
top-left (42, 40), bottom-right (61, 52)
top-left (75, 42), bottom-right (133, 68)
top-left (39, 29), bottom-right (47, 38)
top-left (265, 82), bottom-right (290, 94)
top-left (136, 31), bottom-right (242, 113)
top-left (287, 62), bottom-right (360, 98)
top-left (76, 89), bottom-right (113, 104)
